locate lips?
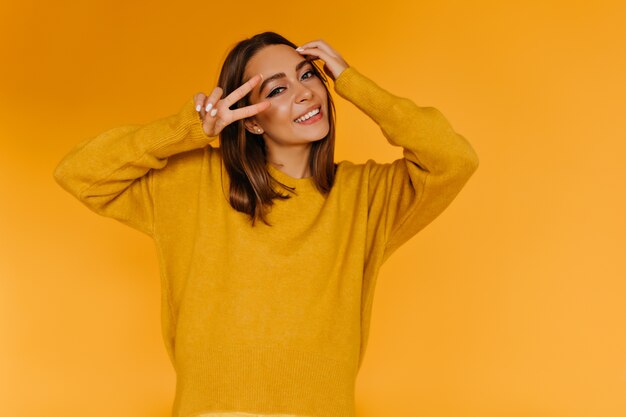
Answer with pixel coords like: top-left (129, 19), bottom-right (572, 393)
top-left (293, 105), bottom-right (321, 122)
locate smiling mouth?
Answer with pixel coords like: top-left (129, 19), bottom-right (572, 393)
top-left (293, 106), bottom-right (322, 123)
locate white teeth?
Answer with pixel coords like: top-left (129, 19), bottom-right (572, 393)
top-left (295, 107), bottom-right (320, 123)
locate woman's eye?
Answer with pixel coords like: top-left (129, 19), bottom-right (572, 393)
top-left (267, 71), bottom-right (315, 97)
top-left (268, 87), bottom-right (285, 97)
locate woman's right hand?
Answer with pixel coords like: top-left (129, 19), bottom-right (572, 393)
top-left (194, 74), bottom-right (271, 137)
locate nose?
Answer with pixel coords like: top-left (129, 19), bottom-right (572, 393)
top-left (295, 83), bottom-right (314, 102)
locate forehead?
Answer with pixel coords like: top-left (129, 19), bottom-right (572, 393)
top-left (244, 44), bottom-right (303, 78)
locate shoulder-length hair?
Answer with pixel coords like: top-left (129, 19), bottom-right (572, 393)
top-left (216, 31), bottom-right (337, 227)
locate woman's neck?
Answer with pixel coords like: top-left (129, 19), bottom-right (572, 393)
top-left (266, 143), bottom-right (313, 179)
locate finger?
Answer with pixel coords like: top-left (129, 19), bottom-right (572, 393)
top-left (193, 92), bottom-right (206, 111)
top-left (296, 40), bottom-right (337, 57)
top-left (231, 100), bottom-right (271, 121)
top-left (221, 74), bottom-right (263, 109)
top-left (194, 92), bottom-right (207, 115)
top-left (296, 46), bottom-right (331, 63)
top-left (203, 86), bottom-right (223, 115)
top-left (298, 47), bottom-right (348, 81)
top-left (297, 46), bottom-right (322, 57)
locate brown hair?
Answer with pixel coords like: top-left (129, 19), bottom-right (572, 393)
top-left (216, 31), bottom-right (337, 227)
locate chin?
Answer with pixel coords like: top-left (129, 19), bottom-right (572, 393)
top-left (311, 123), bottom-right (330, 142)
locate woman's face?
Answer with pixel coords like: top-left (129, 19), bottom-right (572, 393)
top-left (243, 44), bottom-right (330, 146)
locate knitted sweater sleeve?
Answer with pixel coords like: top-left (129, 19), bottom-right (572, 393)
top-left (333, 66), bottom-right (480, 264)
top-left (53, 98), bottom-right (216, 237)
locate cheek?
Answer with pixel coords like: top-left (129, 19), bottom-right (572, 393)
top-left (312, 78), bottom-right (328, 95)
top-left (262, 101), bottom-right (294, 127)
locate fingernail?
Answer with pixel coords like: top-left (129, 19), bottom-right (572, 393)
top-left (205, 102), bottom-right (212, 112)
top-left (296, 47), bottom-right (304, 51)
top-left (195, 104), bottom-right (201, 112)
top-left (210, 108), bottom-right (218, 117)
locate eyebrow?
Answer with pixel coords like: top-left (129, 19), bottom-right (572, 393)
top-left (257, 59), bottom-right (313, 95)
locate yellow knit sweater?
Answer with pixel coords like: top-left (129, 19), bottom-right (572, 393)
top-left (53, 66), bottom-right (479, 417)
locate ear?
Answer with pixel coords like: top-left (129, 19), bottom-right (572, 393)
top-left (243, 117), bottom-right (264, 135)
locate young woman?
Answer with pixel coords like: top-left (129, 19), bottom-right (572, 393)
top-left (54, 32), bottom-right (479, 417)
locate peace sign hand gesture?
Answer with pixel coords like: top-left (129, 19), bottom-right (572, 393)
top-left (194, 74), bottom-right (271, 137)
top-left (295, 39), bottom-right (350, 82)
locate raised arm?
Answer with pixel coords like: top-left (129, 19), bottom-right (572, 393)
top-left (333, 66), bottom-right (480, 264)
top-left (53, 74), bottom-right (272, 237)
top-left (53, 97), bottom-right (216, 236)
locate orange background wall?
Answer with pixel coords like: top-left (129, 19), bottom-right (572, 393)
top-left (1, 1), bottom-right (624, 416)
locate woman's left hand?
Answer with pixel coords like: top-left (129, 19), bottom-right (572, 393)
top-left (295, 39), bottom-right (350, 82)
